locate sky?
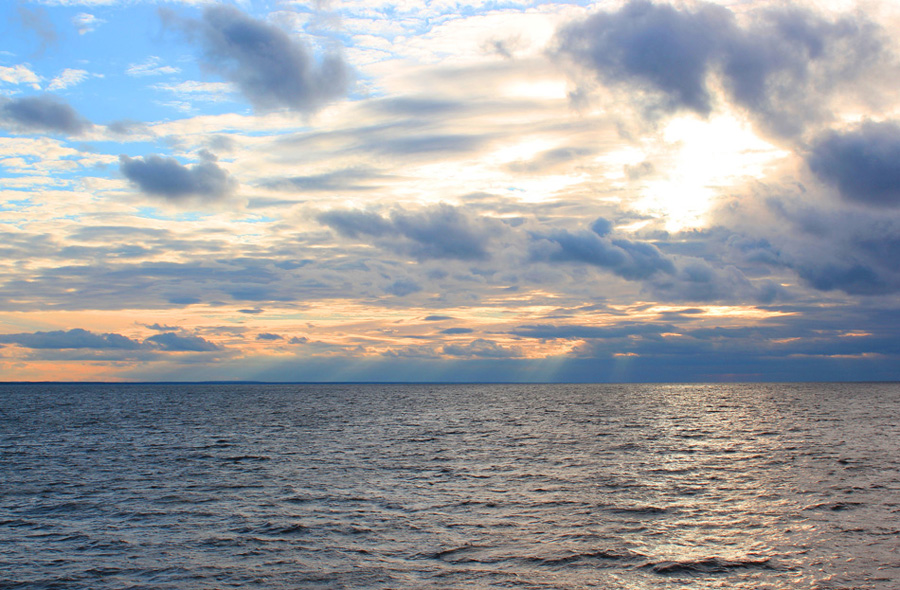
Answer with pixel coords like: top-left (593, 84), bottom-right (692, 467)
top-left (2, 0), bottom-right (900, 382)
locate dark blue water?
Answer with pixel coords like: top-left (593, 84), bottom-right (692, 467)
top-left (1, 383), bottom-right (898, 589)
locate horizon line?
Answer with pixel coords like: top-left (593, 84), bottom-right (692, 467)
top-left (2, 380), bottom-right (898, 385)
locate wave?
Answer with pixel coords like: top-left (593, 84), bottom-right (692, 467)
top-left (641, 557), bottom-right (774, 575)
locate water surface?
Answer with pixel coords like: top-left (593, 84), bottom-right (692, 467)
top-left (1, 382), bottom-right (898, 589)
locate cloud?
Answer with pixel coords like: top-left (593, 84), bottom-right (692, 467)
top-left (556, 1), bottom-right (887, 137)
top-left (119, 153), bottom-right (237, 202)
top-left (261, 167), bottom-right (386, 193)
top-left (720, 194), bottom-right (900, 297)
top-left (441, 327), bottom-right (474, 334)
top-left (0, 95), bottom-right (92, 135)
top-left (168, 5), bottom-right (351, 113)
top-left (0, 327), bottom-right (224, 357)
top-left (650, 260), bottom-right (779, 303)
top-left (317, 209), bottom-right (392, 239)
top-left (721, 7), bottom-right (885, 138)
top-left (557, 0), bottom-right (731, 115)
top-left (529, 218), bottom-right (675, 280)
top-left (319, 203), bottom-right (499, 261)
top-left (152, 80), bottom-right (234, 104)
top-left (145, 323), bottom-right (179, 332)
top-left (257, 333), bottom-right (283, 341)
top-left (126, 56), bottom-right (180, 77)
top-left (73, 13), bottom-right (105, 35)
top-left (442, 338), bottom-right (522, 358)
top-left (0, 328), bottom-right (141, 350)
top-left (0, 64), bottom-right (41, 89)
top-left (18, 5), bottom-right (58, 55)
top-left (807, 121), bottom-right (900, 207)
top-left (506, 146), bottom-right (594, 174)
top-left (106, 119), bottom-right (150, 136)
top-left (145, 332), bottom-right (220, 352)
top-left (512, 322), bottom-right (675, 340)
top-left (385, 279), bottom-right (422, 297)
top-left (793, 260), bottom-right (889, 296)
top-left (47, 68), bottom-right (90, 91)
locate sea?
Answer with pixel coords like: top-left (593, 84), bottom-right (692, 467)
top-left (1, 382), bottom-right (898, 589)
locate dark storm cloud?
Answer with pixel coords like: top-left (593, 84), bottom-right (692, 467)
top-left (0, 328), bottom-right (141, 350)
top-left (119, 154), bottom-right (237, 201)
top-left (166, 5), bottom-right (350, 113)
top-left (319, 204), bottom-right (499, 261)
top-left (529, 218), bottom-right (674, 280)
top-left (556, 0), bottom-right (886, 136)
top-left (145, 332), bottom-right (220, 352)
top-left (807, 121), bottom-right (900, 207)
top-left (0, 95), bottom-right (91, 135)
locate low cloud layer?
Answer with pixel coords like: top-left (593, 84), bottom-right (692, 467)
top-left (0, 328), bottom-right (141, 350)
top-left (0, 328), bottom-right (218, 352)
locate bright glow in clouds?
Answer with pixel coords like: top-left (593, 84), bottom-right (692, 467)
top-left (1, 0), bottom-right (900, 382)
top-left (638, 114), bottom-right (788, 232)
